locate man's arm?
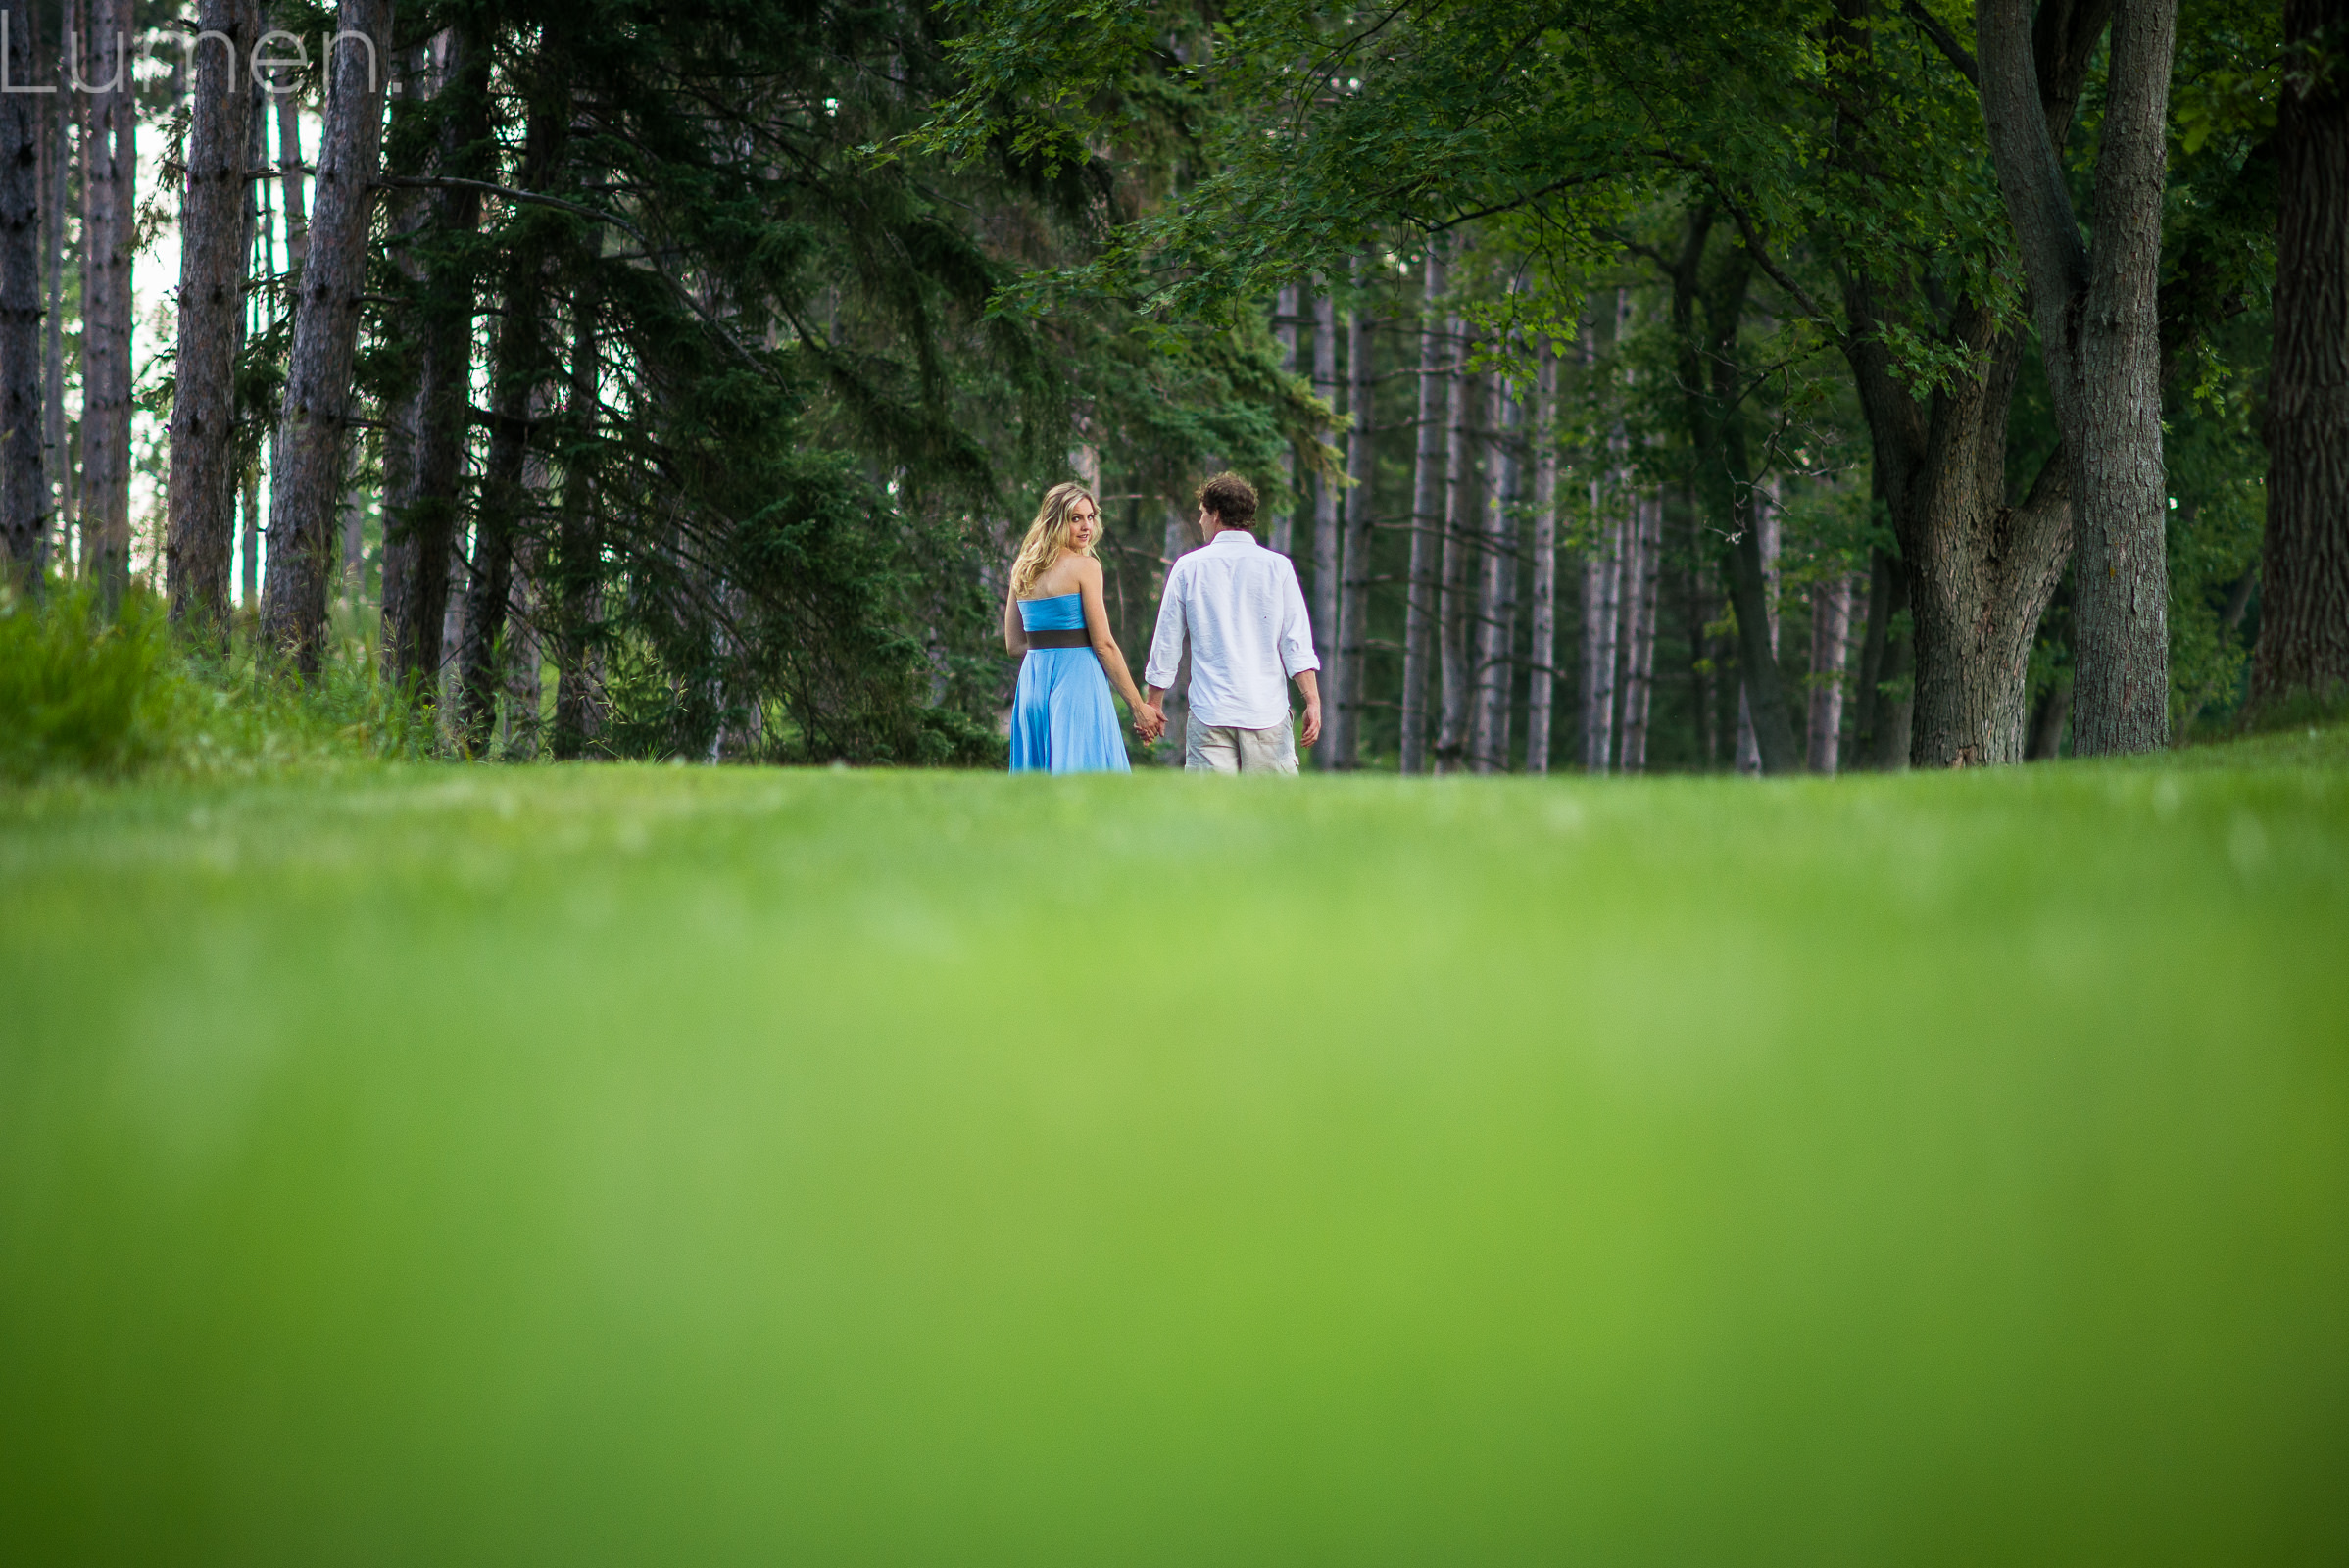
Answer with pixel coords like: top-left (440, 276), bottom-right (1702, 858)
top-left (1293, 669), bottom-right (1322, 748)
top-left (1141, 563), bottom-right (1189, 715)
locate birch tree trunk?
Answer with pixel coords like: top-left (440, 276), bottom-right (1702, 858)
top-left (41, 38), bottom-right (66, 567)
top-left (1433, 354), bottom-right (1476, 771)
top-left (1157, 505), bottom-right (1195, 760)
top-left (1618, 490), bottom-right (1661, 771)
top-left (1333, 255), bottom-right (1373, 768)
top-left (1525, 341), bottom-right (1559, 772)
top-left (165, 0), bottom-right (262, 633)
top-left (1978, 0), bottom-right (2176, 754)
top-left (383, 25), bottom-right (485, 691)
top-left (75, 0), bottom-right (131, 603)
top-left (1469, 373), bottom-right (1518, 771)
top-left (1398, 248), bottom-right (1446, 773)
top-left (2249, 0), bottom-right (2349, 711)
top-left (0, 0), bottom-right (44, 584)
top-left (1270, 282), bottom-right (1297, 557)
top-left (1736, 481), bottom-right (1782, 774)
top-left (1807, 571), bottom-right (1853, 774)
top-left (1309, 278), bottom-right (1340, 765)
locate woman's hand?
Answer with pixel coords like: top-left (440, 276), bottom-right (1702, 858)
top-left (1132, 702), bottom-right (1165, 742)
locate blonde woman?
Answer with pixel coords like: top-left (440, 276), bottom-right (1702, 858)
top-left (1003, 483), bottom-right (1161, 773)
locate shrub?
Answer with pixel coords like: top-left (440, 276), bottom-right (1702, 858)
top-left (0, 581), bottom-right (195, 782)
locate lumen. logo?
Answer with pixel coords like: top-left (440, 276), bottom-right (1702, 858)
top-left (0, 18), bottom-right (378, 98)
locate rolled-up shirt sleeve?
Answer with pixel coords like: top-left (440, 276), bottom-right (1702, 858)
top-left (1278, 559), bottom-right (1320, 677)
top-left (1144, 564), bottom-right (1189, 690)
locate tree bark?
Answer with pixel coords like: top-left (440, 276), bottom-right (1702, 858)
top-left (1525, 340), bottom-right (1559, 772)
top-left (1398, 247), bottom-right (1446, 773)
top-left (382, 24), bottom-right (487, 692)
top-left (1469, 370), bottom-right (1518, 770)
top-left (1581, 310), bottom-right (1621, 774)
top-left (1433, 343), bottom-right (1477, 771)
top-left (1979, 0), bottom-right (2176, 754)
top-left (1807, 571), bottom-right (1853, 773)
top-left (41, 32), bottom-right (66, 571)
top-left (1270, 281), bottom-right (1297, 557)
top-left (1618, 489), bottom-right (1660, 771)
top-left (1334, 254), bottom-right (1373, 768)
top-left (262, 0), bottom-right (395, 669)
top-left (551, 295), bottom-right (604, 760)
top-left (166, 0), bottom-right (262, 634)
top-left (2250, 0), bottom-right (2349, 711)
top-left (0, 0), bottom-right (44, 585)
top-left (1735, 482), bottom-right (1780, 775)
top-left (74, 0), bottom-right (131, 603)
top-left (455, 91), bottom-right (565, 752)
top-left (1309, 278), bottom-right (1341, 765)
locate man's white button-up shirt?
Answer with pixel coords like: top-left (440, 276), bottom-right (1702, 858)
top-left (1144, 529), bottom-right (1320, 730)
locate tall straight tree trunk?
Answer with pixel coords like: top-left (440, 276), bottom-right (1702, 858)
top-left (1156, 505), bottom-right (1194, 760)
top-left (1469, 371), bottom-right (1518, 770)
top-left (2250, 0), bottom-right (2349, 710)
top-left (1398, 248), bottom-right (1446, 773)
top-left (262, 0), bottom-right (395, 670)
top-left (552, 295), bottom-right (604, 759)
top-left (1807, 571), bottom-right (1853, 773)
top-left (1434, 354), bottom-right (1477, 771)
top-left (41, 35), bottom-right (66, 567)
top-left (1619, 490), bottom-right (1661, 771)
top-left (375, 37), bottom-right (431, 674)
top-left (382, 24), bottom-right (486, 691)
top-left (1580, 317), bottom-right (1618, 772)
top-left (74, 0), bottom-right (130, 601)
top-left (1525, 342), bottom-right (1559, 772)
top-left (0, 0), bottom-right (44, 583)
top-left (1309, 278), bottom-right (1340, 765)
top-left (1736, 481), bottom-right (1782, 774)
top-left (166, 0), bottom-right (263, 634)
top-left (1333, 256), bottom-right (1373, 768)
top-left (456, 92), bottom-right (565, 751)
top-left (1269, 281), bottom-right (1297, 556)
top-left (1979, 0), bottom-right (2176, 754)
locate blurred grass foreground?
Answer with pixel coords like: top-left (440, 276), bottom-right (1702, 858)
top-left (3, 743), bottom-right (2345, 1564)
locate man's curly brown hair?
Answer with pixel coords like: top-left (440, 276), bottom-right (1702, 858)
top-left (1196, 471), bottom-right (1258, 531)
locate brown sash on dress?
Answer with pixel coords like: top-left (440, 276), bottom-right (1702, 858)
top-left (1024, 628), bottom-right (1090, 649)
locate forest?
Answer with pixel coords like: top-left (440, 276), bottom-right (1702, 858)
top-left (0, 0), bottom-right (2337, 775)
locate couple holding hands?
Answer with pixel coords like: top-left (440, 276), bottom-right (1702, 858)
top-left (1003, 472), bottom-right (1323, 775)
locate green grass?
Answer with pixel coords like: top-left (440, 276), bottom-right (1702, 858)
top-left (4, 738), bottom-right (2346, 1565)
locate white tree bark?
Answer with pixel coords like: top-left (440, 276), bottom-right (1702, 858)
top-left (1333, 253), bottom-right (1374, 768)
top-left (1807, 571), bottom-right (1855, 773)
top-left (1469, 370), bottom-right (1519, 771)
top-left (1736, 478), bottom-right (1783, 775)
top-left (1525, 342), bottom-right (1560, 773)
top-left (1398, 249), bottom-right (1447, 774)
top-left (1618, 490), bottom-right (1662, 771)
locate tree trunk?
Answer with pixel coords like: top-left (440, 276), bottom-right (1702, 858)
top-left (0, 0), bottom-right (44, 585)
top-left (1334, 257), bottom-right (1373, 768)
top-left (457, 90), bottom-right (565, 751)
top-left (2250, 0), bottom-right (2349, 711)
top-left (1807, 571), bottom-right (1853, 774)
top-left (1156, 505), bottom-right (1194, 760)
top-left (551, 297), bottom-right (604, 760)
top-left (41, 36), bottom-right (66, 571)
top-left (1433, 343), bottom-right (1477, 771)
top-left (1735, 482), bottom-right (1781, 775)
top-left (1979, 0), bottom-right (2176, 754)
top-left (1581, 314), bottom-right (1619, 772)
top-left (1618, 489), bottom-right (1660, 771)
top-left (75, 0), bottom-right (130, 603)
top-left (2026, 666), bottom-right (2074, 758)
top-left (375, 37), bottom-right (431, 676)
top-left (262, 0), bottom-right (395, 670)
top-left (1398, 248), bottom-right (1446, 773)
top-left (1525, 341), bottom-right (1560, 773)
top-left (276, 77), bottom-right (308, 269)
top-left (1270, 282), bottom-right (1297, 557)
top-left (1310, 279), bottom-right (1341, 765)
top-left (165, 0), bottom-right (262, 634)
top-left (382, 25), bottom-right (486, 692)
top-left (1469, 371), bottom-right (1518, 771)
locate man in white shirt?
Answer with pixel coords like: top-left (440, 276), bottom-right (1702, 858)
top-left (1142, 472), bottom-right (1321, 774)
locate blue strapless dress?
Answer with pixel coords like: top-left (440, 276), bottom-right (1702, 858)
top-left (1009, 594), bottom-right (1131, 774)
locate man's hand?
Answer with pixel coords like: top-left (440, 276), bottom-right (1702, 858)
top-left (1298, 698), bottom-right (1322, 749)
top-left (1133, 703), bottom-right (1166, 742)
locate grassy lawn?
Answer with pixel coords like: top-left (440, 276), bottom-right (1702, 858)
top-left (4, 736), bottom-right (2346, 1564)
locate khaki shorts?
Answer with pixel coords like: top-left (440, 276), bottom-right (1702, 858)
top-left (1185, 720), bottom-right (1299, 775)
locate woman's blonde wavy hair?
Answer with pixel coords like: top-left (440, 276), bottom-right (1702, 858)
top-left (1008, 482), bottom-right (1101, 598)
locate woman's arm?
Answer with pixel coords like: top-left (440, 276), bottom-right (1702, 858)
top-left (1003, 580), bottom-right (1027, 656)
top-left (1077, 561), bottom-right (1158, 725)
